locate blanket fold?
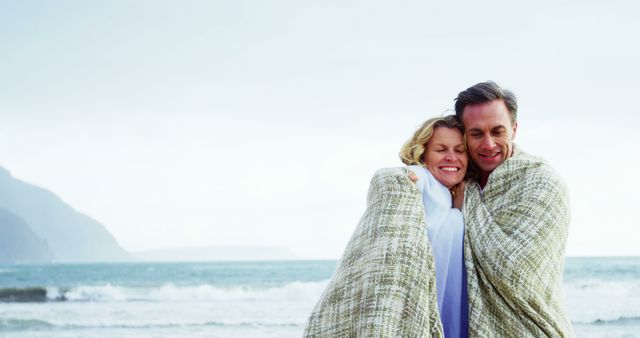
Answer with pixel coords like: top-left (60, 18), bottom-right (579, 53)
top-left (463, 148), bottom-right (573, 337)
top-left (303, 167), bottom-right (443, 337)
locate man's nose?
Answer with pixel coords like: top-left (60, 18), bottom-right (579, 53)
top-left (480, 136), bottom-right (496, 149)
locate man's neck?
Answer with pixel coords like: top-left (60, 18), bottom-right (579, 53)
top-left (479, 173), bottom-right (490, 189)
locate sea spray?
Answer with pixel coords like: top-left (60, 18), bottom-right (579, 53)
top-left (2, 281), bottom-right (330, 303)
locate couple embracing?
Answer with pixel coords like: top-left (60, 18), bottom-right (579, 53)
top-left (304, 82), bottom-right (572, 337)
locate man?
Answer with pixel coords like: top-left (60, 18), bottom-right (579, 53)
top-left (303, 82), bottom-right (572, 338)
top-left (455, 82), bottom-right (573, 337)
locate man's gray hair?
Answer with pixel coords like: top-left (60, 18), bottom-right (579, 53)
top-left (454, 81), bottom-right (518, 123)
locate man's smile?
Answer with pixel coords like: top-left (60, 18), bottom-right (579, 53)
top-left (479, 152), bottom-right (500, 159)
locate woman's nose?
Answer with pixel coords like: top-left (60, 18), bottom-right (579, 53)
top-left (444, 151), bottom-right (456, 161)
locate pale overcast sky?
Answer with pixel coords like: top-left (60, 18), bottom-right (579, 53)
top-left (1, 0), bottom-right (638, 258)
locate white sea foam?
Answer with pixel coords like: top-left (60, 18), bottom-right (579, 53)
top-left (45, 280), bottom-right (330, 303)
top-left (45, 286), bottom-right (62, 300)
top-left (0, 317), bottom-right (297, 331)
top-left (38, 278), bottom-right (640, 325)
top-left (4, 283), bottom-right (321, 335)
top-left (55, 284), bottom-right (128, 302)
top-left (0, 318), bottom-right (55, 331)
top-left (564, 279), bottom-right (640, 324)
top-left (31, 278), bottom-right (640, 326)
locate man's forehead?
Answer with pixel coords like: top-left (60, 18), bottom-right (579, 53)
top-left (461, 100), bottom-right (512, 128)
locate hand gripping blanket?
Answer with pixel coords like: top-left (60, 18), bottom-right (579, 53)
top-left (303, 167), bottom-right (444, 337)
top-left (463, 148), bottom-right (573, 337)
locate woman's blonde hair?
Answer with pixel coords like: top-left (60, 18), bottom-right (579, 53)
top-left (399, 114), bottom-right (464, 166)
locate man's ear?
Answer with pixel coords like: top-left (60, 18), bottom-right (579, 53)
top-left (511, 121), bottom-right (518, 140)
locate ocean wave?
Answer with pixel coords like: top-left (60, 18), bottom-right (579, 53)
top-left (564, 279), bottom-right (640, 324)
top-left (0, 287), bottom-right (49, 302)
top-left (0, 317), bottom-right (300, 332)
top-left (0, 318), bottom-right (55, 331)
top-left (0, 280), bottom-right (330, 303)
top-left (588, 316), bottom-right (640, 326)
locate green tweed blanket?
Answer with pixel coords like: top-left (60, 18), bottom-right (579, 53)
top-left (304, 167), bottom-right (444, 337)
top-left (304, 149), bottom-right (572, 337)
top-left (463, 148), bottom-right (573, 337)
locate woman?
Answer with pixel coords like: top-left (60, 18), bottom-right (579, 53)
top-left (400, 115), bottom-right (469, 338)
top-left (304, 115), bottom-right (468, 337)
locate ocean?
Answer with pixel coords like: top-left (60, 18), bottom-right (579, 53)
top-left (0, 257), bottom-right (638, 337)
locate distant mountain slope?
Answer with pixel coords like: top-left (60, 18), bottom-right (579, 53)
top-left (0, 167), bottom-right (130, 262)
top-left (0, 208), bottom-right (55, 263)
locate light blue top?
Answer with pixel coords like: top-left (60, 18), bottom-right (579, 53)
top-left (408, 165), bottom-right (469, 338)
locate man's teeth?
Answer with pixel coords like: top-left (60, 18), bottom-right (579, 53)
top-left (481, 153), bottom-right (499, 158)
top-left (440, 167), bottom-right (459, 172)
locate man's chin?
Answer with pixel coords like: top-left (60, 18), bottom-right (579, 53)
top-left (476, 160), bottom-right (501, 174)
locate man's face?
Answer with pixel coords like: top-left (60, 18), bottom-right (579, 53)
top-left (461, 100), bottom-right (517, 177)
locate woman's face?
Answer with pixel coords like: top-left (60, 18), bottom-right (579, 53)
top-left (422, 127), bottom-right (468, 188)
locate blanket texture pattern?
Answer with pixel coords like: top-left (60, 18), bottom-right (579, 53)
top-left (463, 148), bottom-right (573, 337)
top-left (304, 148), bottom-right (572, 337)
top-left (303, 167), bottom-right (444, 337)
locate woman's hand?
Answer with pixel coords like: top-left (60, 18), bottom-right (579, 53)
top-left (408, 171), bottom-right (419, 183)
top-left (452, 180), bottom-right (466, 210)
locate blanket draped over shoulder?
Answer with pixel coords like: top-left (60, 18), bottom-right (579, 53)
top-left (303, 167), bottom-right (444, 337)
top-left (304, 148), bottom-right (572, 337)
top-left (463, 148), bottom-right (573, 337)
